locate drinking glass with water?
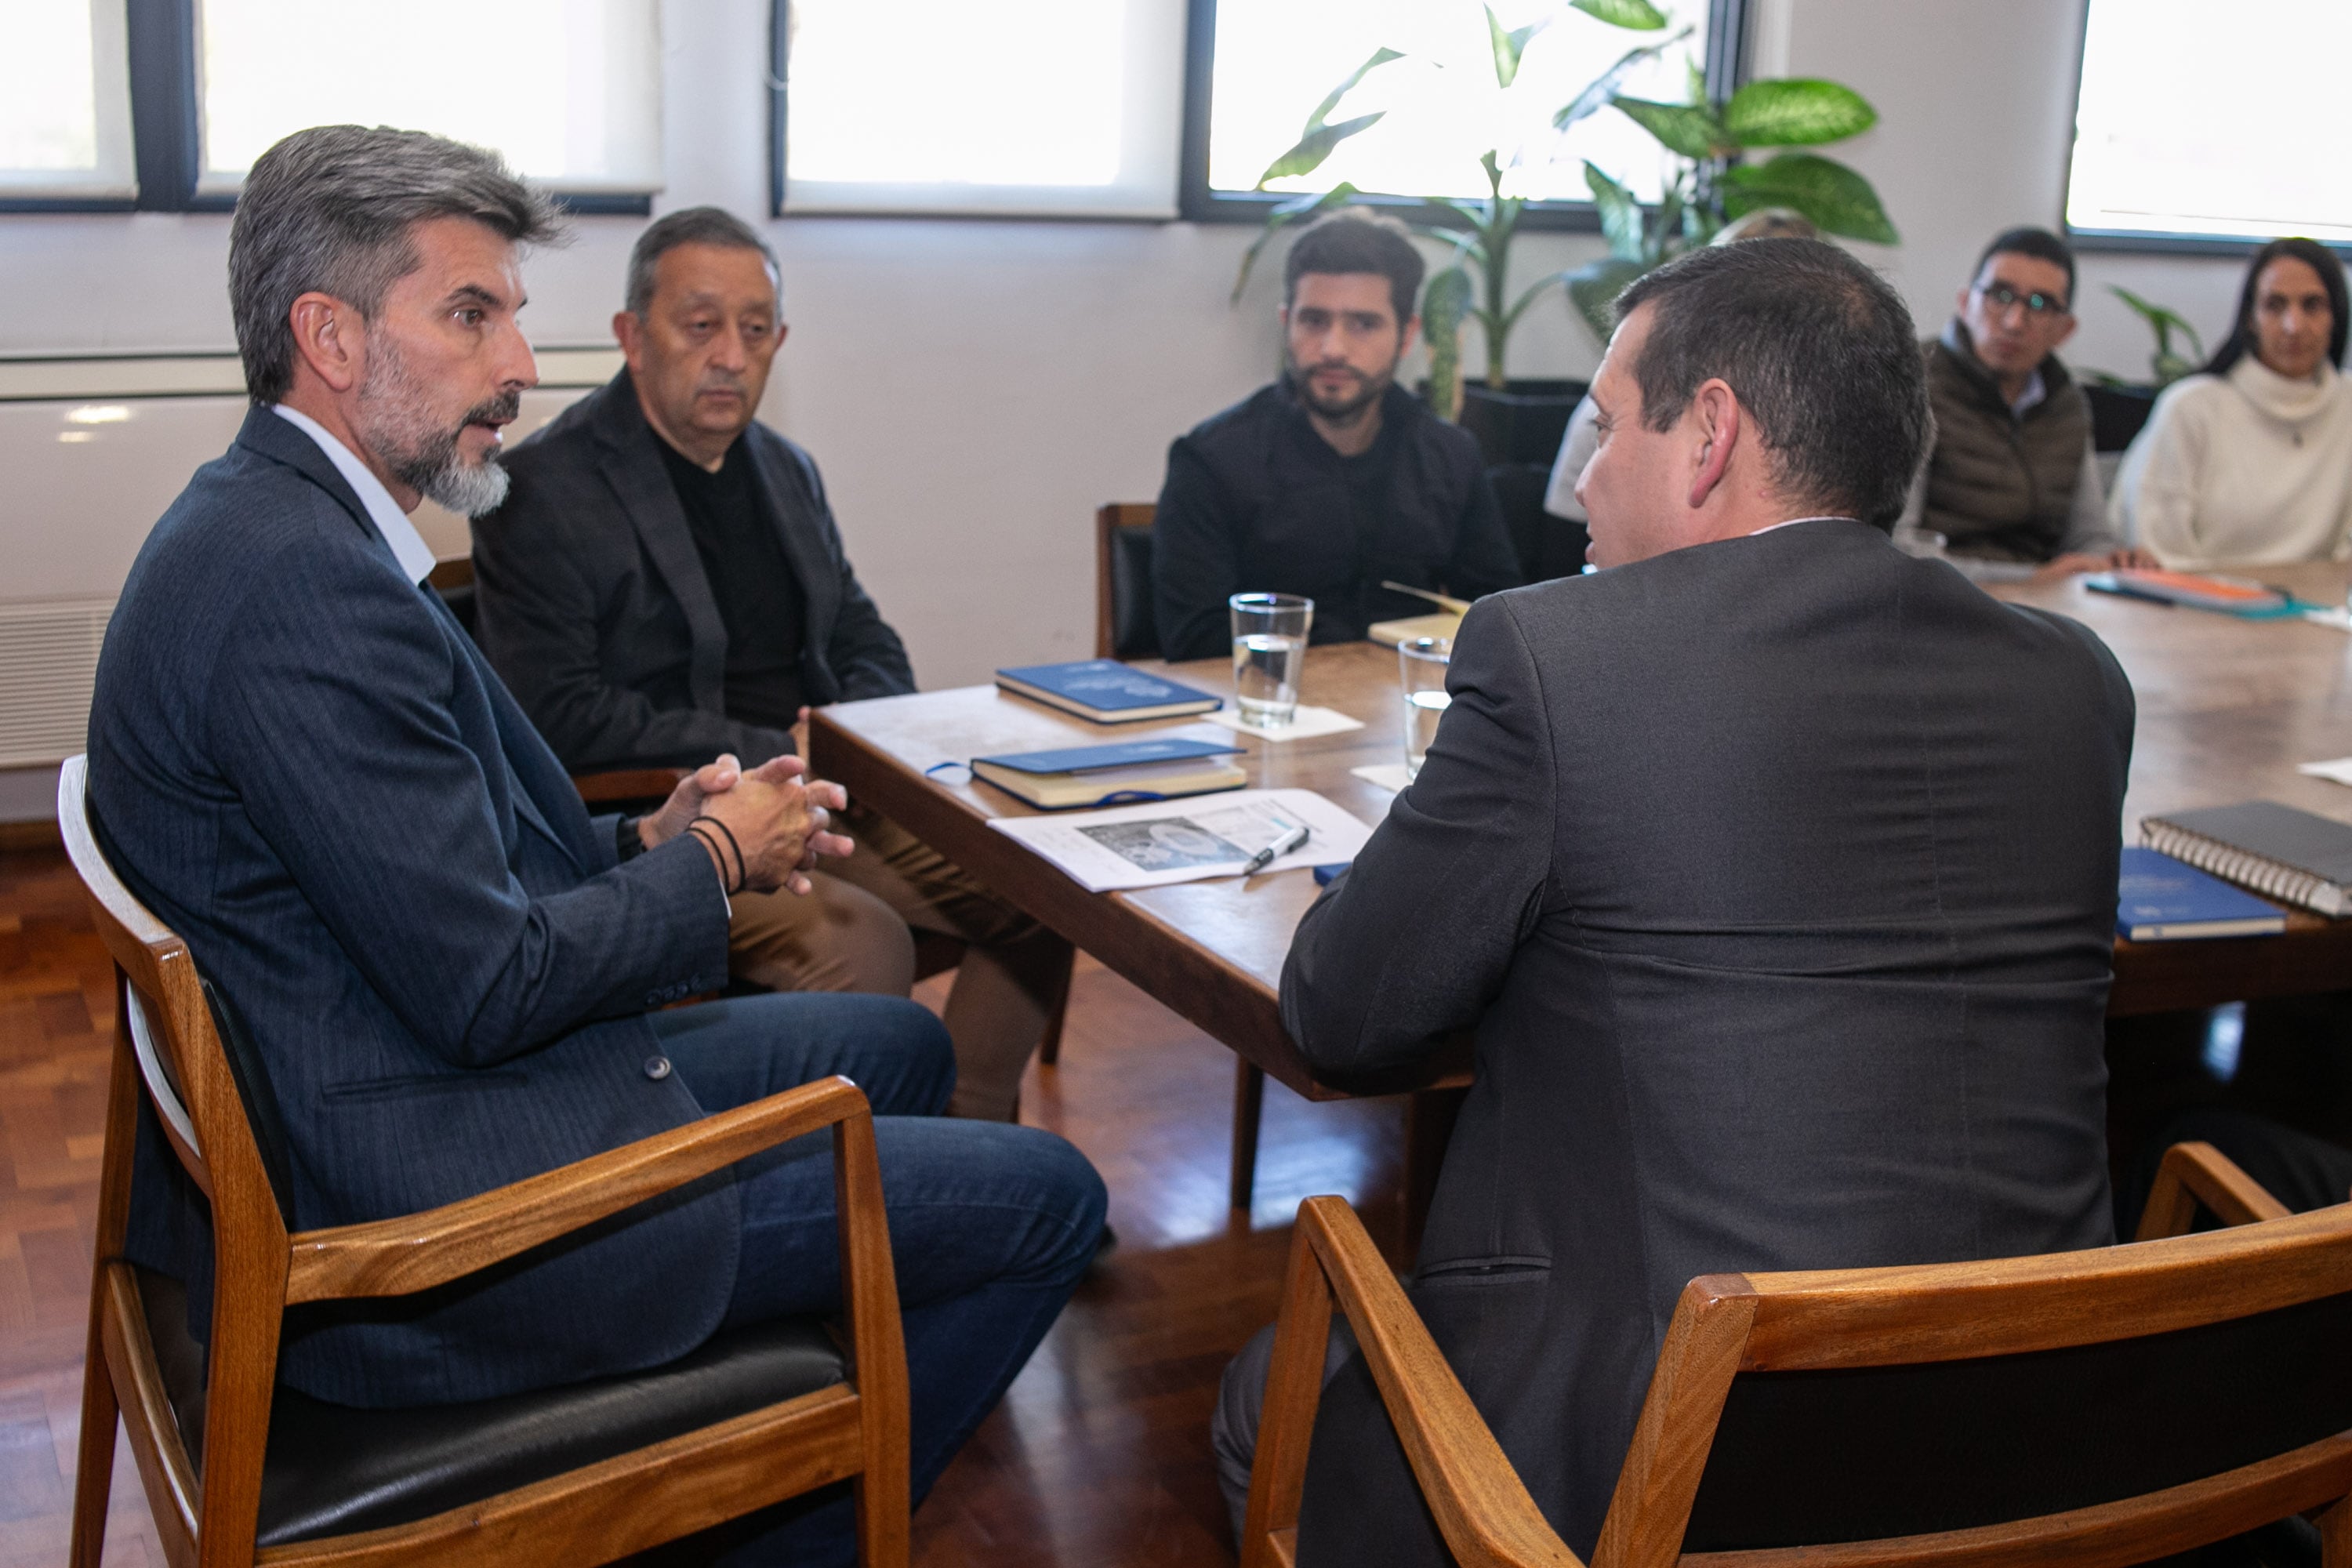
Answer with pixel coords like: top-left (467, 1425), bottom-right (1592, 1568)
top-left (1229, 593), bottom-right (1313, 728)
top-left (1399, 636), bottom-right (1451, 779)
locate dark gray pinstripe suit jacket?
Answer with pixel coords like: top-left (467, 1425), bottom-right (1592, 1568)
top-left (1282, 519), bottom-right (2133, 1564)
top-left (88, 408), bottom-right (737, 1408)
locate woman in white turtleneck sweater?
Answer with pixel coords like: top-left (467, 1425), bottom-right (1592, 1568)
top-left (2110, 238), bottom-right (2352, 568)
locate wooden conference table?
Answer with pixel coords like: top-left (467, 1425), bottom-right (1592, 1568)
top-left (811, 559), bottom-right (2352, 1189)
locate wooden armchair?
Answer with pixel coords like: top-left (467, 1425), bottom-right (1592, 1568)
top-left (1245, 1152), bottom-right (2352, 1568)
top-left (57, 755), bottom-right (911, 1568)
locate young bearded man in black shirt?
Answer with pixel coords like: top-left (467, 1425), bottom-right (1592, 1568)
top-left (1151, 213), bottom-right (1521, 659)
top-left (473, 208), bottom-right (1067, 1122)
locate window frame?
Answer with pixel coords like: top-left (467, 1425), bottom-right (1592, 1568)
top-left (1175, 0), bottom-right (1748, 234)
top-left (763, 0), bottom-right (1746, 227)
top-left (3, 0), bottom-right (652, 216)
top-left (2060, 0), bottom-right (2352, 260)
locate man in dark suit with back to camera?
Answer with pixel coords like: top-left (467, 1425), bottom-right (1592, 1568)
top-left (87, 127), bottom-right (1103, 1566)
top-left (473, 206), bottom-right (1068, 1123)
top-left (1151, 212), bottom-right (1521, 659)
top-left (1213, 238), bottom-right (2133, 1563)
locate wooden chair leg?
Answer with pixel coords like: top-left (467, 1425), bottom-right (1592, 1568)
top-left (2319, 1494), bottom-right (2352, 1568)
top-left (1036, 951), bottom-right (1073, 1068)
top-left (1231, 1062), bottom-right (1266, 1211)
top-left (67, 1294), bottom-right (118, 1568)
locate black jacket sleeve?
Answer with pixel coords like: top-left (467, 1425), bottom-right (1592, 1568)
top-left (787, 445), bottom-right (916, 700)
top-left (473, 463), bottom-right (795, 771)
top-left (1446, 466), bottom-right (1523, 599)
top-left (1280, 592), bottom-right (1554, 1083)
top-left (1152, 438), bottom-right (1246, 662)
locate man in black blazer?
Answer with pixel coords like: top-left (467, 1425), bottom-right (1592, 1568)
top-left (474, 208), bottom-right (1066, 1121)
top-left (1214, 239), bottom-right (2132, 1563)
top-left (89, 129), bottom-right (1103, 1566)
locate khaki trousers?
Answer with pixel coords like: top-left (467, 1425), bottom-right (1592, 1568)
top-left (727, 801), bottom-right (1069, 1122)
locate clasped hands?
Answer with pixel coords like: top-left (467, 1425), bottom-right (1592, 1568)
top-left (639, 753), bottom-right (852, 896)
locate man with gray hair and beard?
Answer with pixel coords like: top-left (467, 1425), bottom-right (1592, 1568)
top-left (85, 125), bottom-right (1104, 1566)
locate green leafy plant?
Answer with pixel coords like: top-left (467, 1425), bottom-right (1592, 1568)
top-left (1232, 0), bottom-right (1687, 390)
top-left (1563, 71), bottom-right (1895, 341)
top-left (1230, 2), bottom-right (1897, 391)
top-left (2091, 285), bottom-right (2205, 389)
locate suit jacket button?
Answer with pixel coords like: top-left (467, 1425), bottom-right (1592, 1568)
top-left (644, 1055), bottom-right (673, 1080)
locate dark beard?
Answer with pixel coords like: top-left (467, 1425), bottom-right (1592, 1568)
top-left (1286, 361), bottom-right (1391, 423)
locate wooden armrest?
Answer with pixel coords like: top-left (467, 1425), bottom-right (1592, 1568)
top-left (574, 768), bottom-right (688, 805)
top-left (1242, 1196), bottom-right (1581, 1568)
top-left (285, 1074), bottom-right (869, 1303)
top-left (2134, 1139), bottom-right (2293, 1242)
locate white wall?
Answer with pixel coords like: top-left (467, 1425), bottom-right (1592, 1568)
top-left (0, 0), bottom-right (2263, 698)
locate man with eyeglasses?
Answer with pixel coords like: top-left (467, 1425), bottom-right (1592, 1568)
top-left (1899, 227), bottom-right (2153, 577)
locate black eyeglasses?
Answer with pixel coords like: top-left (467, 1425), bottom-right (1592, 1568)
top-left (1977, 281), bottom-right (2070, 318)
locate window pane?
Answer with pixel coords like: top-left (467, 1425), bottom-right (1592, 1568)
top-left (196, 0), bottom-right (662, 193)
top-left (0, 0), bottom-right (134, 198)
top-left (781, 0), bottom-right (1184, 217)
top-left (1208, 0), bottom-right (1709, 205)
top-left (2069, 0), bottom-right (2352, 244)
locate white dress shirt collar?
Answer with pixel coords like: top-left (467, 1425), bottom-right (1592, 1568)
top-left (271, 404), bottom-right (438, 586)
top-left (1748, 515), bottom-right (1853, 537)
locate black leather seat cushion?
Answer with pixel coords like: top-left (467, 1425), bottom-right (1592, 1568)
top-left (1684, 1287), bottom-right (2352, 1548)
top-left (1108, 524), bottom-right (1159, 660)
top-left (140, 1269), bottom-right (848, 1546)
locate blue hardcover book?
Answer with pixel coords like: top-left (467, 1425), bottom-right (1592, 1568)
top-left (969, 738), bottom-right (1247, 809)
top-left (2117, 846), bottom-right (2288, 941)
top-left (994, 659), bottom-right (1223, 724)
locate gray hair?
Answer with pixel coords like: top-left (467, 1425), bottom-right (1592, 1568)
top-left (624, 206), bottom-right (781, 318)
top-left (228, 126), bottom-right (565, 405)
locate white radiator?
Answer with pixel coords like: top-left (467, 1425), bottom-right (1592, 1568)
top-left (0, 597), bottom-right (113, 768)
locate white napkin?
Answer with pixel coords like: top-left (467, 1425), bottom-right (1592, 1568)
top-left (1203, 705), bottom-right (1365, 742)
top-left (2303, 607), bottom-right (2352, 632)
top-left (2298, 757), bottom-right (2352, 786)
top-left (1349, 763), bottom-right (1415, 792)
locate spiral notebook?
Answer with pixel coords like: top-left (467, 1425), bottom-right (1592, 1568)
top-left (2140, 801), bottom-right (2352, 918)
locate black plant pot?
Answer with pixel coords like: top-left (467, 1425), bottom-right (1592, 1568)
top-left (1454, 379), bottom-right (1589, 466)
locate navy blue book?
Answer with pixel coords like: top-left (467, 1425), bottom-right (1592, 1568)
top-left (995, 659), bottom-right (1223, 724)
top-left (2116, 846), bottom-right (2287, 941)
top-left (970, 738), bottom-right (1246, 809)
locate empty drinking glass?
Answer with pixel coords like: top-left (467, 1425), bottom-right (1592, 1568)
top-left (1399, 636), bottom-right (1451, 779)
top-left (1230, 593), bottom-right (1312, 728)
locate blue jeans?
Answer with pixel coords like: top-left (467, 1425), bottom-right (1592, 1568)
top-left (646, 993), bottom-right (1106, 1566)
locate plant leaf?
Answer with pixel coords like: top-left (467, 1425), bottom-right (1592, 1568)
top-left (1565, 256), bottom-right (1653, 344)
top-left (1722, 152), bottom-right (1896, 244)
top-left (1721, 78), bottom-right (1877, 147)
top-left (1255, 112), bottom-right (1386, 187)
top-left (1570, 0), bottom-right (1668, 30)
top-left (1303, 46), bottom-right (1403, 137)
top-left (1422, 265), bottom-right (1474, 423)
top-left (1611, 96), bottom-right (1733, 160)
top-left (2109, 284), bottom-right (2207, 362)
top-left (1486, 7), bottom-right (1550, 89)
top-left (1230, 183), bottom-right (1360, 303)
top-left (1501, 267), bottom-right (1579, 336)
top-left (1583, 160), bottom-right (1644, 261)
top-left (1552, 27), bottom-right (1692, 132)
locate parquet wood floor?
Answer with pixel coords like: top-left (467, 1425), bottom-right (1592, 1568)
top-left (0, 843), bottom-right (1405, 1566)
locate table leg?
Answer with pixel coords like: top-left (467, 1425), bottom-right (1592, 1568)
top-left (1230, 1060), bottom-right (1266, 1211)
top-left (1400, 1087), bottom-right (1467, 1259)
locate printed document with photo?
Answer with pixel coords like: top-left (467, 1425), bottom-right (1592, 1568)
top-left (986, 789), bottom-right (1376, 893)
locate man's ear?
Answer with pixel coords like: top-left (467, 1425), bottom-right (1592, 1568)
top-left (1686, 379), bottom-right (1740, 510)
top-left (1955, 285), bottom-right (1973, 319)
top-left (2049, 313), bottom-right (2078, 352)
top-left (612, 310), bottom-right (643, 371)
top-left (287, 292), bottom-right (363, 395)
top-left (1399, 313), bottom-right (1421, 359)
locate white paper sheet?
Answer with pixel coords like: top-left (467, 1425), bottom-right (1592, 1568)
top-left (1201, 705), bottom-right (1365, 742)
top-left (985, 789), bottom-right (1377, 892)
top-left (2304, 607), bottom-right (2352, 633)
top-left (1349, 763), bottom-right (1414, 793)
top-left (2297, 757), bottom-right (2352, 786)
